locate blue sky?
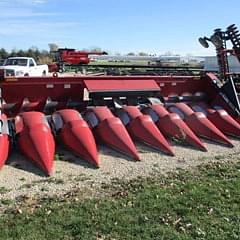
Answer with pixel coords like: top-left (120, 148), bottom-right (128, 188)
top-left (0, 0), bottom-right (239, 55)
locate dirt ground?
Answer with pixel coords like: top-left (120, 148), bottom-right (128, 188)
top-left (0, 137), bottom-right (239, 205)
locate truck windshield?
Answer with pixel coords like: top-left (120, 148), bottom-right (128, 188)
top-left (4, 58), bottom-right (28, 66)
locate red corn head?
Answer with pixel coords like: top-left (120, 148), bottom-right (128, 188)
top-left (15, 112), bottom-right (55, 176)
top-left (168, 103), bottom-right (233, 147)
top-left (86, 106), bottom-right (140, 161)
top-left (116, 106), bottom-right (174, 156)
top-left (191, 103), bottom-right (240, 138)
top-left (52, 109), bottom-right (99, 167)
top-left (143, 105), bottom-right (206, 151)
top-left (0, 114), bottom-right (10, 168)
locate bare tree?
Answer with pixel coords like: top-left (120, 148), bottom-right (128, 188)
top-left (48, 43), bottom-right (59, 52)
top-left (89, 46), bottom-right (102, 52)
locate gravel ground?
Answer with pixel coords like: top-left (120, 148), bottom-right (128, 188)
top-left (0, 137), bottom-right (239, 205)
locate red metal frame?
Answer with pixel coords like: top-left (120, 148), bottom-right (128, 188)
top-left (0, 75), bottom-right (208, 101)
top-left (0, 74), bottom-right (220, 117)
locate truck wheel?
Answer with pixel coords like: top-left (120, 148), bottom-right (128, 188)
top-left (53, 72), bottom-right (58, 77)
top-left (24, 73), bottom-right (29, 77)
top-left (42, 70), bottom-right (47, 76)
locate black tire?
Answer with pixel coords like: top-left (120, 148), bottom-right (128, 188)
top-left (53, 72), bottom-right (58, 77)
top-left (58, 68), bottom-right (65, 73)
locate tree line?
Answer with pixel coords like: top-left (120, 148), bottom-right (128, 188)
top-left (0, 47), bottom-right (53, 64)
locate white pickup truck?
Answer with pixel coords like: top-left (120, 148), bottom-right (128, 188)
top-left (0, 57), bottom-right (48, 77)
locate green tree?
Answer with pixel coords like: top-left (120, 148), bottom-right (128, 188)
top-left (0, 48), bottom-right (8, 59)
top-left (138, 52), bottom-right (148, 56)
top-left (127, 52), bottom-right (135, 56)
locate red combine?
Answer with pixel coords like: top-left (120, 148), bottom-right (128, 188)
top-left (50, 48), bottom-right (107, 72)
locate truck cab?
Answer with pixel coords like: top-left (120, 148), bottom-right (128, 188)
top-left (0, 57), bottom-right (48, 77)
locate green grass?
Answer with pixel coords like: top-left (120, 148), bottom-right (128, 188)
top-left (18, 178), bottom-right (64, 190)
top-left (0, 187), bottom-right (10, 194)
top-left (1, 161), bottom-right (240, 239)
